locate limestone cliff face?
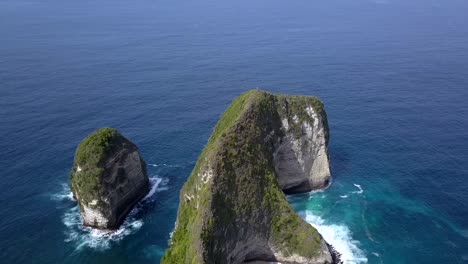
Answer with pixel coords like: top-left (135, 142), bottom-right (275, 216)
top-left (70, 128), bottom-right (149, 230)
top-left (163, 90), bottom-right (333, 264)
top-left (274, 96), bottom-right (331, 193)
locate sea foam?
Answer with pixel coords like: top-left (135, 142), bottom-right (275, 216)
top-left (303, 211), bottom-right (368, 264)
top-left (143, 177), bottom-right (164, 201)
top-left (51, 183), bottom-right (74, 201)
top-left (148, 163), bottom-right (183, 168)
top-left (352, 184), bottom-right (364, 194)
top-left (60, 176), bottom-right (167, 251)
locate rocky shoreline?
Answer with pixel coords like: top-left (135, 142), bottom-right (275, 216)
top-left (327, 243), bottom-right (343, 264)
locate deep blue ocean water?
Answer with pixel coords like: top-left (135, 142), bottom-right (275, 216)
top-left (1, 0), bottom-right (468, 263)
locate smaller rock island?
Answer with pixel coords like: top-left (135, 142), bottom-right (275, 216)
top-left (70, 128), bottom-right (149, 230)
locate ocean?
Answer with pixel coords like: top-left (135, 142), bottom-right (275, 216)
top-left (1, 0), bottom-right (467, 263)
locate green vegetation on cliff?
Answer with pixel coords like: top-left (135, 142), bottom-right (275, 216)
top-left (163, 90), bottom-right (328, 263)
top-left (163, 92), bottom-right (252, 263)
top-left (70, 127), bottom-right (122, 205)
top-left (276, 94), bottom-right (329, 141)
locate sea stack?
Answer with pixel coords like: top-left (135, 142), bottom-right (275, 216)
top-left (163, 90), bottom-right (333, 263)
top-left (70, 128), bottom-right (149, 230)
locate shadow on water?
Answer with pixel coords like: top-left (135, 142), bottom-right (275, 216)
top-left (329, 147), bottom-right (352, 181)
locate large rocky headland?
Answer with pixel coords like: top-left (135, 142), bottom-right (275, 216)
top-left (163, 90), bottom-right (335, 263)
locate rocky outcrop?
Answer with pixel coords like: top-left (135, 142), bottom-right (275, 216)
top-left (70, 128), bottom-right (149, 230)
top-left (274, 96), bottom-right (331, 193)
top-left (163, 90), bottom-right (333, 264)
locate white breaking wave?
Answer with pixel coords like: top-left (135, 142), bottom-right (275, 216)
top-left (60, 176), bottom-right (167, 251)
top-left (169, 221), bottom-right (177, 240)
top-left (337, 183), bottom-right (363, 199)
top-left (353, 184), bottom-right (364, 194)
top-left (143, 177), bottom-right (164, 201)
top-left (148, 163), bottom-right (183, 168)
top-left (63, 207), bottom-right (144, 251)
top-left (51, 183), bottom-right (74, 201)
top-left (307, 191), bottom-right (326, 201)
top-left (303, 211), bottom-right (368, 264)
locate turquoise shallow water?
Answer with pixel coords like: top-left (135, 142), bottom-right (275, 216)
top-left (1, 0), bottom-right (468, 263)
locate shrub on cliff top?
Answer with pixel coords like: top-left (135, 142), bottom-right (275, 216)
top-left (70, 127), bottom-right (121, 205)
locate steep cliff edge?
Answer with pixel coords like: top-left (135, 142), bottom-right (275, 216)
top-left (163, 90), bottom-right (333, 264)
top-left (70, 128), bottom-right (149, 230)
top-left (274, 93), bottom-right (330, 193)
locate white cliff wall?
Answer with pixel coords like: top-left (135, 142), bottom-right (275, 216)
top-left (274, 105), bottom-right (331, 193)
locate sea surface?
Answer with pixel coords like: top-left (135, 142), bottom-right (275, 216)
top-left (1, 0), bottom-right (468, 263)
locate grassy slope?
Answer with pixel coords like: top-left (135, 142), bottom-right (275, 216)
top-left (163, 90), bottom-right (327, 263)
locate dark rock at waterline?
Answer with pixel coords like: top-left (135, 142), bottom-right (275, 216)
top-left (70, 128), bottom-right (149, 230)
top-left (327, 243), bottom-right (343, 264)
